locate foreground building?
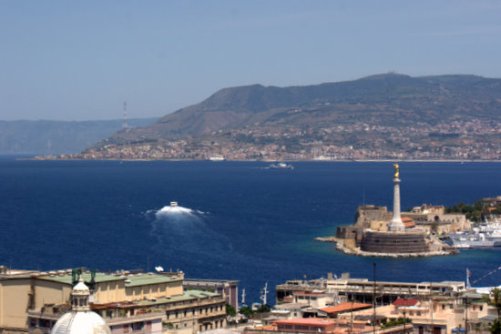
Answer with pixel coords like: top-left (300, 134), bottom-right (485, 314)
top-left (0, 266), bottom-right (226, 334)
top-left (336, 294), bottom-right (497, 334)
top-left (184, 279), bottom-right (239, 310)
top-left (274, 274), bottom-right (498, 334)
top-left (50, 279), bottom-right (112, 334)
top-left (243, 317), bottom-right (412, 334)
top-left (276, 272), bottom-right (466, 305)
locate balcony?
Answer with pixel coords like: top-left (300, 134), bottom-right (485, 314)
top-left (104, 311), bottom-right (165, 326)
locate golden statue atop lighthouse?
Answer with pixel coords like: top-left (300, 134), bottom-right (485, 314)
top-left (393, 163), bottom-right (400, 179)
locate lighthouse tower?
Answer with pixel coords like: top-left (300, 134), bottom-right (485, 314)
top-left (387, 163), bottom-right (405, 232)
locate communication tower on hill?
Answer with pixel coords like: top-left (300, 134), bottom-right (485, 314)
top-left (122, 101), bottom-right (129, 130)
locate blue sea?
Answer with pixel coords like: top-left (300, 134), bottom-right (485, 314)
top-left (0, 157), bottom-right (500, 303)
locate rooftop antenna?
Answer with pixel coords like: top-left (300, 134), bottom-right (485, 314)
top-left (241, 288), bottom-right (246, 306)
top-left (372, 262), bottom-right (376, 334)
top-left (122, 101), bottom-right (129, 129)
top-left (466, 268), bottom-right (471, 289)
top-left (260, 282), bottom-right (269, 306)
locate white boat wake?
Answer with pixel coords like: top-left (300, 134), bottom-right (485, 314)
top-left (146, 202), bottom-right (236, 263)
top-left (154, 202), bottom-right (205, 219)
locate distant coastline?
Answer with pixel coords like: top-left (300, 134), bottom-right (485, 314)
top-left (30, 156), bottom-right (501, 163)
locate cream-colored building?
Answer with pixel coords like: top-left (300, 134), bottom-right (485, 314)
top-left (292, 292), bottom-right (334, 309)
top-left (337, 294), bottom-right (496, 334)
top-left (403, 205), bottom-right (471, 235)
top-left (0, 266), bottom-right (226, 334)
top-left (0, 266), bottom-right (39, 333)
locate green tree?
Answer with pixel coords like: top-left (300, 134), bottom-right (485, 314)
top-left (226, 304), bottom-right (237, 317)
top-left (492, 288), bottom-right (501, 317)
top-left (256, 304), bottom-right (271, 313)
top-left (491, 320), bottom-right (500, 334)
top-left (490, 288), bottom-right (501, 334)
top-left (239, 306), bottom-right (253, 318)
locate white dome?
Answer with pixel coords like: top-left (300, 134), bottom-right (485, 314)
top-left (51, 278), bottom-right (111, 334)
top-left (51, 311), bottom-right (111, 334)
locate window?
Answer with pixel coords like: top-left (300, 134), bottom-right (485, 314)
top-left (132, 322), bottom-right (144, 331)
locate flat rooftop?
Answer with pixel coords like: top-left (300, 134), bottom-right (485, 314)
top-left (276, 318), bottom-right (336, 326)
top-left (0, 265), bottom-right (40, 277)
top-left (37, 272), bottom-right (182, 287)
top-left (134, 289), bottom-right (221, 307)
top-left (184, 278), bottom-right (239, 284)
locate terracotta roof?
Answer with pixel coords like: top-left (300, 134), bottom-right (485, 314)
top-left (320, 302), bottom-right (372, 315)
top-left (403, 221), bottom-right (416, 228)
top-left (261, 325), bottom-right (276, 331)
top-left (275, 318), bottom-right (336, 326)
top-left (393, 298), bottom-right (418, 307)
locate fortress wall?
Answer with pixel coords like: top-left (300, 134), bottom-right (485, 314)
top-left (360, 231), bottom-right (431, 253)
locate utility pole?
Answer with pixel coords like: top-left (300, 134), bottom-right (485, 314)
top-left (464, 296), bottom-right (468, 334)
top-left (373, 262), bottom-right (376, 334)
top-left (403, 310), bottom-right (407, 334)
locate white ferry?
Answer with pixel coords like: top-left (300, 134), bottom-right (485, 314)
top-left (208, 156), bottom-right (225, 161)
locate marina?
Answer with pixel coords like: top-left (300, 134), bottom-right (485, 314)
top-left (447, 219), bottom-right (501, 249)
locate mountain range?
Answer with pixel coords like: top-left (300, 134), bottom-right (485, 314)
top-left (68, 73), bottom-right (501, 160)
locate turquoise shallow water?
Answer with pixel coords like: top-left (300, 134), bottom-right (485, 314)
top-left (0, 158), bottom-right (499, 302)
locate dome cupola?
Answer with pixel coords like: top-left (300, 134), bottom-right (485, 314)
top-left (71, 278), bottom-right (91, 312)
top-left (50, 278), bottom-right (111, 334)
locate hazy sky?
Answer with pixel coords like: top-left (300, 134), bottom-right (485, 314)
top-left (1, 1), bottom-right (500, 121)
